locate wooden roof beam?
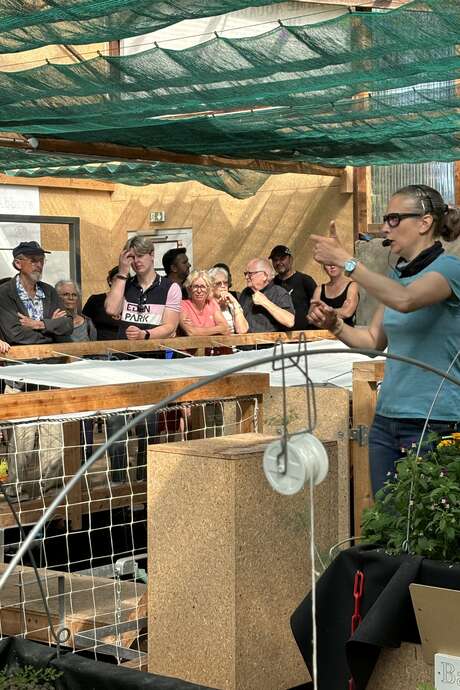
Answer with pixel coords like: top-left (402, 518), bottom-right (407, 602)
top-left (0, 135), bottom-right (345, 177)
top-left (297, 0), bottom-right (413, 8)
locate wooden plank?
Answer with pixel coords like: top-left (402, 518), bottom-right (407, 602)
top-left (0, 174), bottom-right (115, 193)
top-left (353, 166), bottom-right (370, 243)
top-left (455, 161), bottom-right (460, 207)
top-left (298, 0), bottom-right (411, 6)
top-left (0, 481), bottom-right (147, 528)
top-left (6, 330), bottom-right (334, 361)
top-left (340, 166), bottom-right (353, 194)
top-left (62, 421), bottom-right (82, 530)
top-left (0, 563), bottom-right (146, 646)
top-left (0, 137), bottom-right (344, 178)
top-left (0, 373), bottom-right (270, 421)
top-left (351, 361), bottom-right (384, 534)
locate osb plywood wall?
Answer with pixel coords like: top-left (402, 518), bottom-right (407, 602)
top-left (38, 173), bottom-right (352, 301)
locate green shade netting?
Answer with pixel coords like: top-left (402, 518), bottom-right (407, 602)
top-left (0, 0), bottom-right (459, 184)
top-left (4, 82), bottom-right (460, 168)
top-left (0, 154), bottom-right (269, 199)
top-left (0, 0), bottom-right (286, 53)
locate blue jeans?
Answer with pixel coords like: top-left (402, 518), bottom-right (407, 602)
top-left (368, 414), bottom-right (459, 496)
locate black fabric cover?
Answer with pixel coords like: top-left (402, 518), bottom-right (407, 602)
top-left (0, 637), bottom-right (216, 690)
top-left (290, 545), bottom-right (460, 690)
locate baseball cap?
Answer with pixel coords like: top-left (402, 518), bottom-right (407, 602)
top-left (269, 245), bottom-right (292, 260)
top-left (12, 241), bottom-right (50, 258)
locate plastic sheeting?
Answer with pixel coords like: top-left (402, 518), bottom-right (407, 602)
top-left (0, 637), bottom-right (216, 689)
top-left (0, 341), bottom-right (376, 393)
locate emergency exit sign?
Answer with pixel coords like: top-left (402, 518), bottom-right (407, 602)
top-left (150, 211), bottom-right (166, 223)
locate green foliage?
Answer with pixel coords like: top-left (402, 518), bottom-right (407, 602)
top-left (0, 665), bottom-right (62, 690)
top-left (361, 433), bottom-right (460, 561)
top-left (416, 684), bottom-right (435, 690)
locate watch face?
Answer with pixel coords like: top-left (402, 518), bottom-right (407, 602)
top-left (344, 259), bottom-right (358, 275)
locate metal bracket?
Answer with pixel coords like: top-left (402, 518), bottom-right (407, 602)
top-left (349, 425), bottom-right (369, 447)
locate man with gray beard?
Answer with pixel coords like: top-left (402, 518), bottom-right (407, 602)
top-left (0, 241), bottom-right (73, 499)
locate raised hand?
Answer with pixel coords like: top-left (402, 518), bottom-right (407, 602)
top-left (118, 249), bottom-right (134, 276)
top-left (310, 220), bottom-right (349, 267)
top-left (252, 290), bottom-right (268, 307)
top-left (307, 300), bottom-right (340, 330)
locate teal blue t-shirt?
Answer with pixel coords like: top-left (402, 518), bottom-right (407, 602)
top-left (377, 254), bottom-right (460, 420)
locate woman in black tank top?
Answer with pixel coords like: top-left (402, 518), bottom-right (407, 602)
top-left (313, 265), bottom-right (359, 326)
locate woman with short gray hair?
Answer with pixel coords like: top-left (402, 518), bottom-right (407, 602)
top-left (208, 267), bottom-right (248, 334)
top-left (55, 280), bottom-right (97, 342)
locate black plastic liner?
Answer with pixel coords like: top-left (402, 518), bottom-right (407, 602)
top-left (0, 637), bottom-right (216, 690)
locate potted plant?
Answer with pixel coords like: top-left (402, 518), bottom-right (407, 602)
top-left (0, 665), bottom-right (62, 690)
top-left (361, 433), bottom-right (460, 561)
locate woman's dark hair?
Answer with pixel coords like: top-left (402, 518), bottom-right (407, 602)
top-left (395, 184), bottom-right (460, 242)
top-left (107, 266), bottom-right (119, 285)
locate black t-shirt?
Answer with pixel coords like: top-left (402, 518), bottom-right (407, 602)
top-left (82, 293), bottom-right (119, 341)
top-left (274, 271), bottom-right (317, 331)
top-left (239, 281), bottom-right (295, 333)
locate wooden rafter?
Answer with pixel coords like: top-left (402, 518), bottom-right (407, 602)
top-left (297, 0), bottom-right (413, 7)
top-left (0, 135), bottom-right (345, 177)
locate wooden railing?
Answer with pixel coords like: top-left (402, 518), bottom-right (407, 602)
top-left (5, 330), bottom-right (334, 362)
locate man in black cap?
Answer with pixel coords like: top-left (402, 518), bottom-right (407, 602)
top-left (0, 241), bottom-right (73, 499)
top-left (269, 245), bottom-right (317, 331)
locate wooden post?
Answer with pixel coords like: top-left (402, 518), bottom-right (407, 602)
top-left (62, 421), bottom-right (83, 530)
top-left (351, 361), bottom-right (385, 535)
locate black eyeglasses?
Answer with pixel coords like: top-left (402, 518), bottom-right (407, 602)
top-left (244, 270), bottom-right (266, 278)
top-left (382, 212), bottom-right (422, 228)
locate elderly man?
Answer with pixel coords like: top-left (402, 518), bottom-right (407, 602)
top-left (105, 235), bottom-right (182, 481)
top-left (239, 258), bottom-right (295, 332)
top-left (0, 241), bottom-right (73, 499)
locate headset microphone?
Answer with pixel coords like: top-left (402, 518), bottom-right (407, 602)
top-left (382, 239), bottom-right (392, 247)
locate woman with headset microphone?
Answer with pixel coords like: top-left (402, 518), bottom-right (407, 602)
top-left (308, 184), bottom-right (460, 495)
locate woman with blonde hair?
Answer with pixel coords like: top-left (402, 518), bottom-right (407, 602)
top-left (180, 270), bottom-right (230, 337)
top-left (311, 264), bottom-right (359, 327)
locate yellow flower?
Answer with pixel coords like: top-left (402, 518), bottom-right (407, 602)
top-left (437, 439), bottom-right (455, 448)
top-left (452, 432), bottom-right (460, 440)
top-left (0, 458), bottom-right (8, 481)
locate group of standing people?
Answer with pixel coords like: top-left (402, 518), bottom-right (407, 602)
top-left (3, 182), bottom-right (454, 500)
